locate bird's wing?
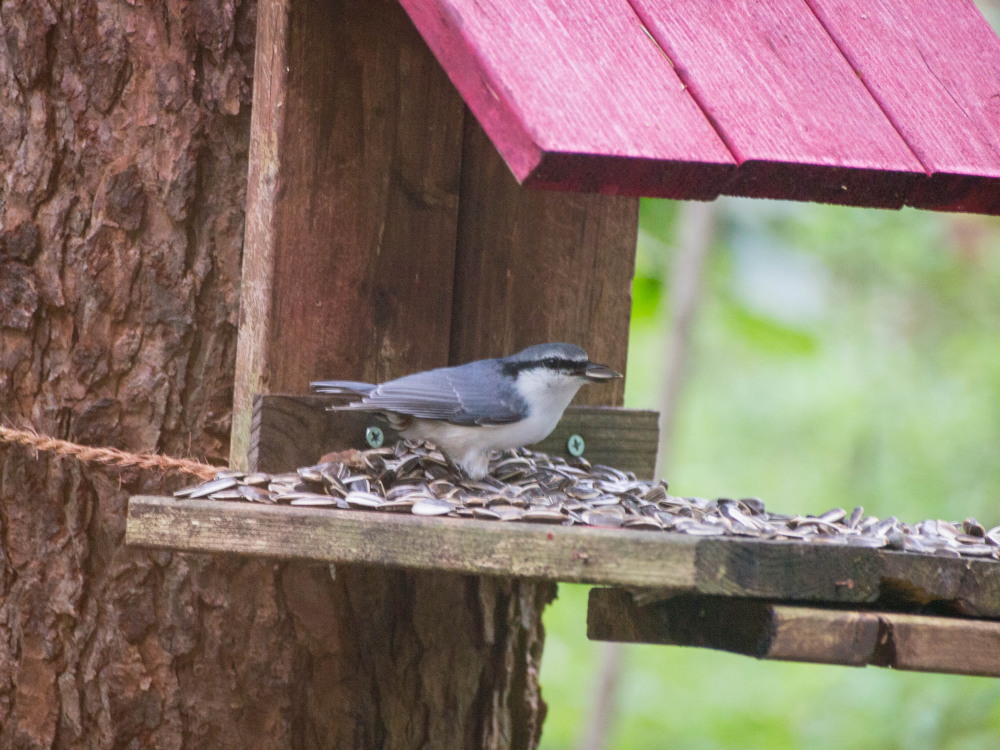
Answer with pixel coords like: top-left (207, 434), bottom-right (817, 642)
top-left (348, 364), bottom-right (527, 426)
top-left (310, 380), bottom-right (377, 405)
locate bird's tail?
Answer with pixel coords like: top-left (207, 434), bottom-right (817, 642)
top-left (310, 380), bottom-right (376, 406)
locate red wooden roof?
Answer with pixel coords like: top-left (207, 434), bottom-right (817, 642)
top-left (399, 0), bottom-right (1000, 214)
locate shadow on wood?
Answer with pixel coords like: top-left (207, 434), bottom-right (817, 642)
top-left (587, 588), bottom-right (1000, 677)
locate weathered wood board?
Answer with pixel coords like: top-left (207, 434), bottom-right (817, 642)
top-left (451, 118), bottom-right (638, 408)
top-left (249, 395), bottom-right (660, 479)
top-left (588, 588), bottom-right (1000, 677)
top-left (126, 497), bottom-right (1000, 617)
top-left (231, 0), bottom-right (466, 467)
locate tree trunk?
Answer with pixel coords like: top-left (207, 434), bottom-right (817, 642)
top-left (0, 0), bottom-right (638, 746)
top-left (0, 1), bottom-right (300, 747)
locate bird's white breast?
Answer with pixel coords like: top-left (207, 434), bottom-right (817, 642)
top-left (511, 367), bottom-right (584, 441)
top-left (399, 368), bottom-right (586, 478)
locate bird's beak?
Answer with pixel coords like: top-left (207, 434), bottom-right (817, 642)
top-left (582, 362), bottom-right (622, 381)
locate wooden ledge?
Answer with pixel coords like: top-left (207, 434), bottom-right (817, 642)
top-left (126, 496), bottom-right (1000, 617)
top-left (588, 588), bottom-right (1000, 678)
top-left (250, 397), bottom-right (660, 478)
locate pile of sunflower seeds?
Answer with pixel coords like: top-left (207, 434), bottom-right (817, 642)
top-left (175, 441), bottom-right (1000, 561)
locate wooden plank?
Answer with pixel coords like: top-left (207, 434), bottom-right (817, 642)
top-left (128, 497), bottom-right (700, 588)
top-left (251, 395), bottom-right (660, 478)
top-left (451, 119), bottom-right (638, 408)
top-left (587, 589), bottom-right (879, 666)
top-left (628, 0), bottom-right (926, 207)
top-left (126, 497), bottom-right (1000, 617)
top-left (587, 589), bottom-right (1000, 677)
top-left (690, 539), bottom-right (1000, 618)
top-left (806, 0), bottom-right (1000, 215)
top-left (884, 612), bottom-right (1000, 677)
top-left (399, 0), bottom-right (736, 198)
top-left (536, 405), bottom-right (658, 479)
top-left (231, 0), bottom-right (466, 468)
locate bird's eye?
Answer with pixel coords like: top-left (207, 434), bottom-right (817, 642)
top-left (544, 357), bottom-right (558, 368)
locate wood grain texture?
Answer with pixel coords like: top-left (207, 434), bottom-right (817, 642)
top-left (587, 589), bottom-right (1000, 676)
top-left (229, 1), bottom-right (647, 744)
top-left (232, 0), bottom-right (465, 467)
top-left (627, 0), bottom-right (926, 207)
top-left (883, 611), bottom-right (1000, 676)
top-left (128, 497), bottom-right (700, 588)
top-left (251, 395), bottom-right (660, 478)
top-left (127, 498), bottom-right (1000, 617)
top-left (451, 119), bottom-right (638, 407)
top-left (693, 538), bottom-right (1000, 618)
top-left (444, 41), bottom-right (647, 749)
top-left (587, 590), bottom-right (879, 665)
top-left (231, 2), bottom-right (564, 747)
top-left (807, 0), bottom-right (1000, 214)
top-left (398, 0), bottom-right (736, 198)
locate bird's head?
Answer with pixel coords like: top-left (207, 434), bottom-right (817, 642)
top-left (501, 343), bottom-right (622, 389)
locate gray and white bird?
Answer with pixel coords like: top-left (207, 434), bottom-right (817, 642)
top-left (311, 343), bottom-right (621, 479)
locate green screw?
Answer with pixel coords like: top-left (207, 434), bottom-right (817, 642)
top-left (365, 425), bottom-right (385, 448)
top-left (567, 433), bottom-right (585, 457)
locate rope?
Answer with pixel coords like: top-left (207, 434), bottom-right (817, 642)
top-left (0, 424), bottom-right (223, 480)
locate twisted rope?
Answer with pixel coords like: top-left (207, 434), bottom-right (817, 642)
top-left (0, 424), bottom-right (223, 480)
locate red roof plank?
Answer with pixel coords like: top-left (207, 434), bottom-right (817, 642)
top-left (807, 0), bottom-right (1000, 215)
top-left (628, 0), bottom-right (927, 208)
top-left (398, 0), bottom-right (736, 198)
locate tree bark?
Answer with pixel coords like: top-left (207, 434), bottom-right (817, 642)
top-left (0, 0), bottom-right (638, 747)
top-left (0, 1), bottom-right (300, 747)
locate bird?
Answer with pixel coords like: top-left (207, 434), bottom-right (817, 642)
top-left (311, 343), bottom-right (621, 479)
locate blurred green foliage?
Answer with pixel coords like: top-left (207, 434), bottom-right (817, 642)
top-left (539, 198), bottom-right (1000, 749)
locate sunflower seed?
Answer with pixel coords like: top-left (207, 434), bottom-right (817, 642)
top-left (963, 518), bottom-right (986, 537)
top-left (521, 509), bottom-right (567, 524)
top-left (818, 508), bottom-right (846, 524)
top-left (290, 495), bottom-right (339, 507)
top-left (345, 491), bottom-right (384, 509)
top-left (187, 477), bottom-right (239, 498)
top-left (239, 485), bottom-right (275, 503)
top-left (492, 506), bottom-right (525, 521)
top-left (297, 466), bottom-right (325, 483)
top-left (959, 543), bottom-right (996, 558)
top-left (378, 499), bottom-right (415, 513)
top-left (411, 498), bottom-right (453, 516)
top-left (171, 441), bottom-right (998, 562)
top-left (844, 535), bottom-right (888, 548)
top-left (471, 507), bottom-right (501, 520)
top-left (622, 517), bottom-right (662, 531)
top-left (211, 489), bottom-right (244, 501)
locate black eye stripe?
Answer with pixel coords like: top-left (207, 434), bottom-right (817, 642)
top-left (502, 357), bottom-right (587, 376)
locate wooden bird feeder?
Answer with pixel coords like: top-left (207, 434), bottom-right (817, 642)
top-left (127, 0), bottom-right (1000, 744)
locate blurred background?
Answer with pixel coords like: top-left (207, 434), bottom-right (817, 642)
top-left (538, 197), bottom-right (1000, 750)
